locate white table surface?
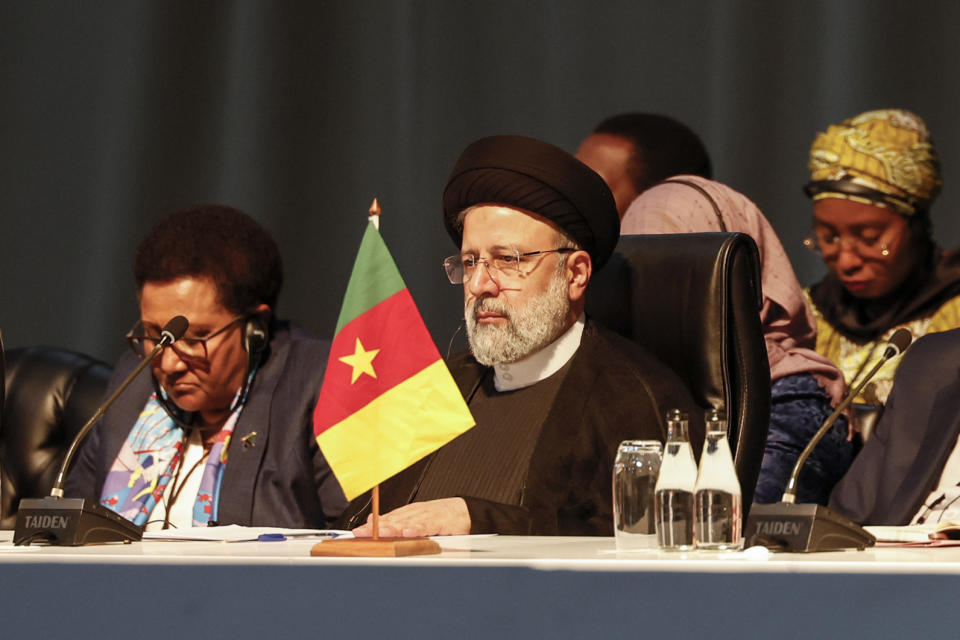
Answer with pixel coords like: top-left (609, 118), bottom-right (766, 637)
top-left (0, 531), bottom-right (960, 575)
top-left (2, 531), bottom-right (959, 638)
top-left (2, 529), bottom-right (959, 573)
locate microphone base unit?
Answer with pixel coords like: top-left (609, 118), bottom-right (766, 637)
top-left (13, 496), bottom-right (143, 546)
top-left (744, 502), bottom-right (875, 552)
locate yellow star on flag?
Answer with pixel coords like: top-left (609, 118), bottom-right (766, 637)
top-left (338, 338), bottom-right (380, 384)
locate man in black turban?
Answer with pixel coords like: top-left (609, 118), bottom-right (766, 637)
top-left (341, 135), bottom-right (698, 537)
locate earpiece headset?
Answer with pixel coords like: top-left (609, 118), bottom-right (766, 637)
top-left (243, 315), bottom-right (269, 356)
top-left (446, 321), bottom-right (465, 360)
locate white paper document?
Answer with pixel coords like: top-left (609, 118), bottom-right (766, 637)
top-left (864, 524), bottom-right (936, 543)
top-left (143, 525), bottom-right (352, 542)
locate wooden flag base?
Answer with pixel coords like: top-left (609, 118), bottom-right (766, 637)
top-left (310, 537), bottom-right (441, 557)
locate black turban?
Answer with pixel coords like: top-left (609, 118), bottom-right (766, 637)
top-left (442, 135), bottom-right (620, 268)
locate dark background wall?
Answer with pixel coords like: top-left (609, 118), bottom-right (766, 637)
top-left (2, 0), bottom-right (959, 364)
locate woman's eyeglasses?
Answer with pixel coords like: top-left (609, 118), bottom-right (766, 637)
top-left (126, 316), bottom-right (245, 365)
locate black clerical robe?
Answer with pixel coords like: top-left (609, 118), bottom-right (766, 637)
top-left (338, 320), bottom-right (700, 535)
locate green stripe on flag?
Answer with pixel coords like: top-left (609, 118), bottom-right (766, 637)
top-left (335, 222), bottom-right (407, 333)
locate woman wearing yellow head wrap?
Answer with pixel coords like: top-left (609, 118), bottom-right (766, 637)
top-left (803, 109), bottom-right (960, 406)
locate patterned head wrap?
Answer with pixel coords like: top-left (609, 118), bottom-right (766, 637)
top-left (805, 109), bottom-right (942, 216)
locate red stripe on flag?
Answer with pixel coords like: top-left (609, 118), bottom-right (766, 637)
top-left (313, 288), bottom-right (443, 434)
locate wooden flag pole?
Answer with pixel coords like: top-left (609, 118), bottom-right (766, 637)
top-left (372, 484), bottom-right (380, 540)
top-left (311, 197), bottom-right (440, 558)
top-left (369, 198), bottom-right (381, 541)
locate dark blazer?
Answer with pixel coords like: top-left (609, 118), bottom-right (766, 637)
top-left (64, 321), bottom-right (347, 528)
top-left (338, 320), bottom-right (701, 535)
top-left (829, 327), bottom-right (960, 525)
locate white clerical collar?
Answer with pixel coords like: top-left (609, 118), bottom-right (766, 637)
top-left (493, 314), bottom-right (585, 392)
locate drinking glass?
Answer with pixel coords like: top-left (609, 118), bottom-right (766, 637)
top-left (613, 440), bottom-right (663, 551)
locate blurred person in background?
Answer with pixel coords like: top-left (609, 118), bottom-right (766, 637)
top-left (576, 112), bottom-right (712, 217)
top-left (803, 109), bottom-right (960, 407)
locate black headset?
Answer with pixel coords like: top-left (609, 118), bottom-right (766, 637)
top-left (243, 314), bottom-right (269, 357)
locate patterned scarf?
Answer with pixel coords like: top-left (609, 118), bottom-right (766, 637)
top-left (100, 369), bottom-right (256, 527)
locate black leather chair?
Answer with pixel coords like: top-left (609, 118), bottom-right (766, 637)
top-left (0, 346), bottom-right (112, 529)
top-left (586, 232), bottom-right (771, 513)
top-left (0, 331), bottom-right (5, 451)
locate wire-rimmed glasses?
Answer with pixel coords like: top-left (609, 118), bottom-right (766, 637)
top-left (802, 233), bottom-right (891, 259)
top-left (442, 248), bottom-right (574, 284)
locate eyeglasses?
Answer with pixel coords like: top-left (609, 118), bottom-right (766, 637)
top-left (442, 248), bottom-right (575, 284)
top-left (802, 233), bottom-right (891, 259)
top-left (126, 315), bottom-right (245, 364)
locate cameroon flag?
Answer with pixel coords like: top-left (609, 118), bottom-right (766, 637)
top-left (313, 222), bottom-right (475, 501)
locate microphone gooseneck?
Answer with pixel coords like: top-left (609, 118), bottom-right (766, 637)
top-left (781, 328), bottom-right (913, 504)
top-left (742, 328), bottom-right (914, 552)
top-left (49, 315), bottom-right (190, 497)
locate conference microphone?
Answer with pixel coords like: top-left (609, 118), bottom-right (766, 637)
top-left (13, 315), bottom-right (189, 546)
top-left (745, 328), bottom-right (913, 552)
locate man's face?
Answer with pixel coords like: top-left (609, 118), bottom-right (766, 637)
top-left (460, 205), bottom-right (575, 366)
top-left (576, 133), bottom-right (638, 218)
top-left (139, 276), bottom-right (249, 418)
top-left (811, 198), bottom-right (917, 300)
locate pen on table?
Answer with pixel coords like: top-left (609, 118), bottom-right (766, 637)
top-left (256, 532), bottom-right (342, 542)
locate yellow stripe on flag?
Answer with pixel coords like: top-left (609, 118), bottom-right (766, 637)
top-left (317, 360), bottom-right (474, 501)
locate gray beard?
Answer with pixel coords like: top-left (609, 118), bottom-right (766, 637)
top-left (464, 272), bottom-right (571, 366)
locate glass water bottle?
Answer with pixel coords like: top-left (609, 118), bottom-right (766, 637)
top-left (694, 408), bottom-right (743, 550)
top-left (654, 409), bottom-right (697, 550)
